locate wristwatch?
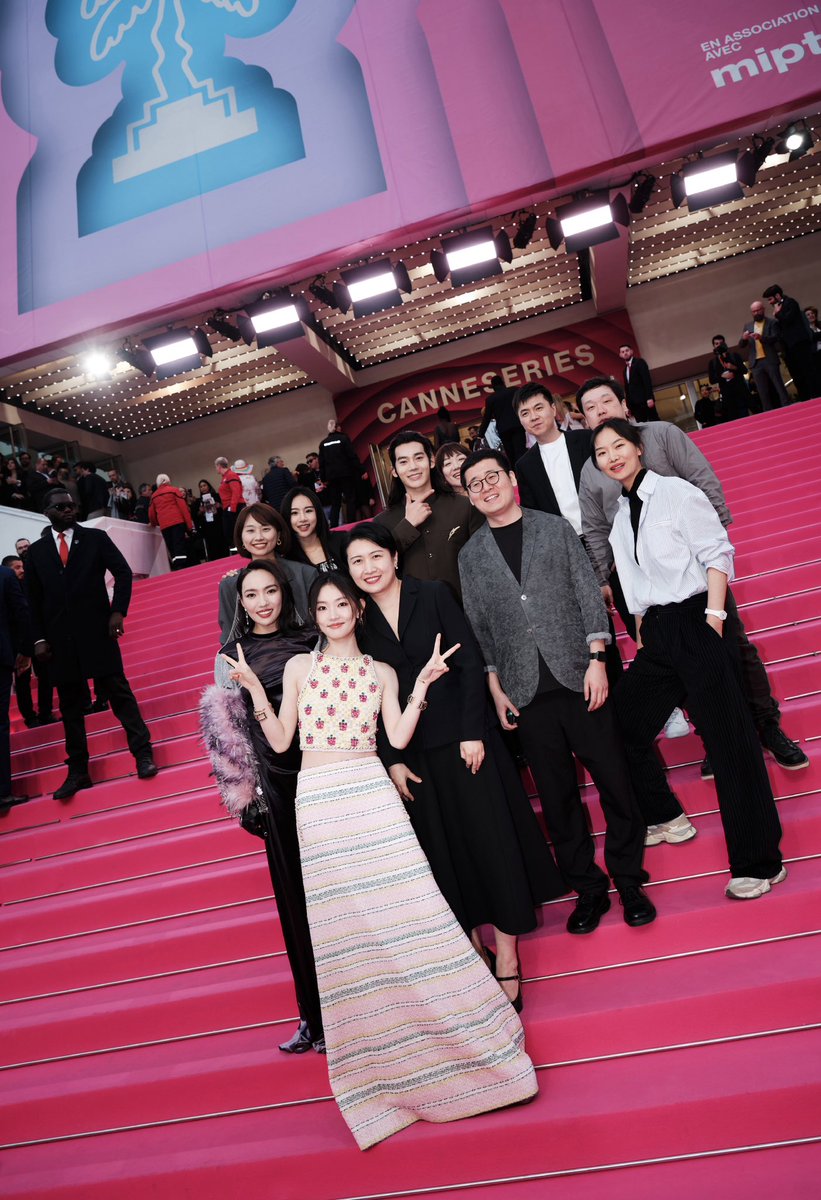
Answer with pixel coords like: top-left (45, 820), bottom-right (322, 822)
top-left (588, 651), bottom-right (607, 662)
top-left (705, 608), bottom-right (727, 620)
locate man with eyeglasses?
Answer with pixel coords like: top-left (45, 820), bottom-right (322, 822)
top-left (458, 450), bottom-right (654, 935)
top-left (25, 489), bottom-right (159, 800)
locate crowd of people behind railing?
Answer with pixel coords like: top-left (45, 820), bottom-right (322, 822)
top-left (0, 421), bottom-right (377, 571)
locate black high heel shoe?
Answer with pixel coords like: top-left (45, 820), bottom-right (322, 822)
top-left (496, 969), bottom-right (523, 1014)
top-left (482, 945), bottom-right (497, 975)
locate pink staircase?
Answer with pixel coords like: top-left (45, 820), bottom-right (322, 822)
top-left (2, 402), bottom-right (821, 1199)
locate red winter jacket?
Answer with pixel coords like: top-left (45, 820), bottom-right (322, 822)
top-left (218, 469), bottom-right (245, 513)
top-left (148, 484), bottom-right (194, 532)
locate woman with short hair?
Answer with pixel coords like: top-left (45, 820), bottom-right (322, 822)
top-left (433, 441), bottom-right (469, 497)
top-left (591, 418), bottom-right (784, 900)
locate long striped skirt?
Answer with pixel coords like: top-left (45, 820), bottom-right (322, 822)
top-left (295, 756), bottom-right (538, 1150)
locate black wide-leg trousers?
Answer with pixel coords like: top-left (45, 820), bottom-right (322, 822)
top-left (614, 594), bottom-right (782, 878)
top-left (612, 575), bottom-right (781, 731)
top-left (515, 688), bottom-right (646, 895)
top-left (258, 778), bottom-right (323, 1037)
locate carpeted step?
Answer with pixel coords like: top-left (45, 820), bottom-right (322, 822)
top-left (0, 1028), bottom-right (818, 1200)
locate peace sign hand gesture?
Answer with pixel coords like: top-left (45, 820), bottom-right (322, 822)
top-left (417, 633), bottom-right (460, 689)
top-left (220, 642), bottom-right (262, 693)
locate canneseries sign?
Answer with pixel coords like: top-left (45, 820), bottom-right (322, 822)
top-left (334, 312), bottom-right (634, 460)
top-left (0, 1), bottom-right (819, 364)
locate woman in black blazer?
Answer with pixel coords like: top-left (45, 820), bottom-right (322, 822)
top-left (345, 522), bottom-right (566, 1012)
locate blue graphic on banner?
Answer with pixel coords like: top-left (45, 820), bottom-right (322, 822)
top-left (0, 0), bottom-right (385, 313)
top-left (46, 0), bottom-right (304, 234)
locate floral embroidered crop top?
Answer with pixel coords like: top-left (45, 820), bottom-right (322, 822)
top-left (298, 651), bottom-right (383, 753)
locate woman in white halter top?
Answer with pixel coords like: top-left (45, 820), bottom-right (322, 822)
top-left (222, 571), bottom-right (538, 1150)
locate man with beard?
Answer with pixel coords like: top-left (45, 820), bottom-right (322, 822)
top-left (25, 489), bottom-right (159, 800)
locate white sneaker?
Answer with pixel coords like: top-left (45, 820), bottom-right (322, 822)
top-left (644, 814), bottom-right (698, 846)
top-left (662, 708), bottom-right (690, 739)
top-left (725, 867), bottom-right (788, 900)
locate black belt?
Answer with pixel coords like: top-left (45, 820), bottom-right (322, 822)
top-left (645, 590), bottom-right (708, 618)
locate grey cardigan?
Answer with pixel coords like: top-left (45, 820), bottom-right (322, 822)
top-left (458, 509), bottom-right (610, 708)
top-left (579, 421), bottom-right (732, 585)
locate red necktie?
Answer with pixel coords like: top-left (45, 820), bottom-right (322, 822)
top-left (58, 532), bottom-right (69, 566)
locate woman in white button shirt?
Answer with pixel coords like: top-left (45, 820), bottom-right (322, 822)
top-left (591, 418), bottom-right (784, 901)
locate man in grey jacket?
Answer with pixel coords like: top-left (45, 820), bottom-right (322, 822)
top-left (739, 300), bottom-right (791, 410)
top-left (577, 377), bottom-right (808, 776)
top-left (458, 449), bottom-right (654, 936)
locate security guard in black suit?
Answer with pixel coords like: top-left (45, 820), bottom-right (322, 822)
top-left (25, 489), bottom-right (159, 800)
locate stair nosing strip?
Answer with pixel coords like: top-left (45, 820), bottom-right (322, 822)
top-left (4, 916), bottom-right (819, 1012)
top-left (2, 848), bottom-right (262, 905)
top-left (530, 925), bottom-right (821, 984)
top-left (0, 893), bottom-right (274, 954)
top-left (0, 947), bottom-right (283, 1006)
top-left (1, 1024), bottom-right (818, 1153)
top-left (4, 927), bottom-right (821, 1070)
top-left (333, 1135), bottom-right (821, 1200)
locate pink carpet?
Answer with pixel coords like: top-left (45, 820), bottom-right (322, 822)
top-left (2, 401), bottom-right (821, 1198)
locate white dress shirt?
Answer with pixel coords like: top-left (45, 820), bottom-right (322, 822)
top-left (538, 435), bottom-right (582, 534)
top-left (609, 471), bottom-right (734, 617)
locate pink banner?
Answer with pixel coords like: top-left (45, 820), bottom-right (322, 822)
top-left (0, 1), bottom-right (818, 364)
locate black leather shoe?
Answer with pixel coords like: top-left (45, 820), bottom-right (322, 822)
top-left (135, 754), bottom-right (159, 780)
top-left (0, 794), bottom-right (28, 813)
top-left (23, 716), bottom-right (39, 729)
top-left (760, 725), bottom-right (809, 770)
top-left (278, 1020), bottom-right (319, 1054)
top-left (53, 773), bottom-right (93, 801)
top-left (700, 756), bottom-right (714, 781)
top-left (618, 885), bottom-right (657, 927)
top-left (90, 698), bottom-right (109, 713)
top-left (566, 890), bottom-right (611, 935)
top-left (38, 713), bottom-right (58, 726)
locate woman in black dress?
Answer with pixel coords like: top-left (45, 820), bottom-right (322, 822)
top-left (192, 478), bottom-right (227, 560)
top-left (345, 523), bottom-right (566, 1010)
top-left (203, 557), bottom-right (323, 1052)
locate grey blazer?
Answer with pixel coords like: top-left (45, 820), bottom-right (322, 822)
top-left (458, 509), bottom-right (610, 709)
top-left (579, 421), bottom-right (732, 585)
top-left (739, 317), bottom-right (782, 370)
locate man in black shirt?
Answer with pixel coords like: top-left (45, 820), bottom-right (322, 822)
top-left (458, 449), bottom-right (654, 935)
top-left (317, 420), bottom-right (360, 526)
top-left (261, 456), bottom-right (295, 510)
top-left (75, 462), bottom-right (110, 519)
top-left (763, 284), bottom-right (820, 402)
top-left (479, 375), bottom-right (525, 466)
